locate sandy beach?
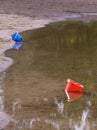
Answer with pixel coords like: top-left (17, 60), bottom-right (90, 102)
top-left (1, 0), bottom-right (97, 72)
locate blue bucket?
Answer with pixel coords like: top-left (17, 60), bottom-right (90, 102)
top-left (11, 32), bottom-right (22, 42)
top-left (13, 41), bottom-right (22, 50)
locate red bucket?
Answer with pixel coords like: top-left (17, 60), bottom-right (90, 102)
top-left (65, 79), bottom-right (84, 92)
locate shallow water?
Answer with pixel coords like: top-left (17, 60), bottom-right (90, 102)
top-left (3, 20), bottom-right (97, 129)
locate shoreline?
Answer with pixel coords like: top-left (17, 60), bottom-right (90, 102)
top-left (0, 14), bottom-right (51, 73)
top-left (1, 13), bottom-right (97, 73)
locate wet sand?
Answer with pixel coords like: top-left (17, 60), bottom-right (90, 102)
top-left (1, 0), bottom-right (97, 72)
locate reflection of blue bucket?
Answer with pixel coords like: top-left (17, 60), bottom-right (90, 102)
top-left (11, 32), bottom-right (22, 42)
top-left (13, 41), bottom-right (22, 50)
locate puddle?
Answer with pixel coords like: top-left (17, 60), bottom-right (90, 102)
top-left (3, 20), bottom-right (97, 129)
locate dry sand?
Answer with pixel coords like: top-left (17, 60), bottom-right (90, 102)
top-left (1, 0), bottom-right (97, 72)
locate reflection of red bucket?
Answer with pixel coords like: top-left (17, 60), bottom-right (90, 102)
top-left (65, 91), bottom-right (83, 102)
top-left (65, 79), bottom-right (84, 92)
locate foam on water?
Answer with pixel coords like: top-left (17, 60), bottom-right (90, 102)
top-left (73, 108), bottom-right (90, 130)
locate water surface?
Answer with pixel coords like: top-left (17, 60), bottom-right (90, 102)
top-left (4, 20), bottom-right (97, 130)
